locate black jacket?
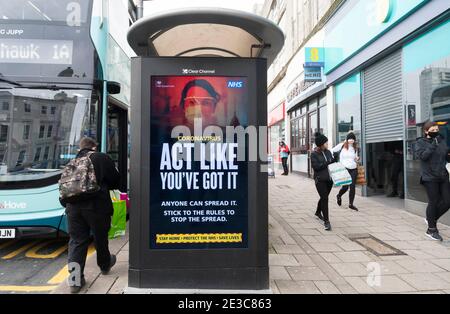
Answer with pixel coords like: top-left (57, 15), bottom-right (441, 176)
top-left (311, 148), bottom-right (335, 182)
top-left (415, 136), bottom-right (450, 183)
top-left (62, 149), bottom-right (121, 215)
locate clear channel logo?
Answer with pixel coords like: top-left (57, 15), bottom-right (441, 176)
top-left (182, 68), bottom-right (216, 75)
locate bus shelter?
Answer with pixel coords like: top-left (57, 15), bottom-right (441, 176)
top-left (127, 7), bottom-right (284, 291)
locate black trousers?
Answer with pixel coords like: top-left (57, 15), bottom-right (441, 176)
top-left (338, 168), bottom-right (358, 206)
top-left (315, 180), bottom-right (333, 222)
top-left (67, 208), bottom-right (112, 279)
top-left (423, 180), bottom-right (450, 229)
top-left (282, 157), bottom-right (289, 174)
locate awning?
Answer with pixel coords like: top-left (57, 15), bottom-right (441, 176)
top-left (127, 7), bottom-right (285, 67)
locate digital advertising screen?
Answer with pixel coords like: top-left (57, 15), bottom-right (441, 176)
top-left (149, 76), bottom-right (249, 250)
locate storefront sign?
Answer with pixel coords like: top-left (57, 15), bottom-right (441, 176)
top-left (324, 0), bottom-right (429, 73)
top-left (408, 104), bottom-right (416, 126)
top-left (268, 102), bottom-right (285, 127)
top-left (304, 66), bottom-right (323, 82)
top-left (305, 47), bottom-right (325, 67)
top-left (287, 79), bottom-right (316, 104)
top-left (149, 76), bottom-right (249, 250)
top-left (376, 0), bottom-right (394, 23)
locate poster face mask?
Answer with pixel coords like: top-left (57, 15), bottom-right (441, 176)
top-left (184, 97), bottom-right (216, 121)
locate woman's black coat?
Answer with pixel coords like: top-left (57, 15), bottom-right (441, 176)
top-left (415, 135), bottom-right (450, 183)
top-left (311, 149), bottom-right (335, 182)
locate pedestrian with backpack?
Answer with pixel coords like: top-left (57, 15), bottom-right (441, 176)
top-left (59, 137), bottom-right (121, 293)
top-left (332, 132), bottom-right (360, 211)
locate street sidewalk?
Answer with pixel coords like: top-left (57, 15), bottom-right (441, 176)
top-left (53, 174), bottom-right (450, 294)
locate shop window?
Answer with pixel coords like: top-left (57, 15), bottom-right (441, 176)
top-left (34, 147), bottom-right (42, 162)
top-left (0, 125), bottom-right (8, 142)
top-left (39, 125), bottom-right (45, 138)
top-left (319, 105), bottom-right (328, 136)
top-left (403, 19), bottom-right (450, 203)
top-left (47, 125), bottom-right (53, 138)
top-left (23, 125), bottom-right (30, 140)
top-left (24, 102), bottom-right (31, 113)
top-left (16, 150), bottom-right (26, 167)
top-left (335, 73), bottom-right (362, 143)
top-left (43, 146), bottom-right (50, 160)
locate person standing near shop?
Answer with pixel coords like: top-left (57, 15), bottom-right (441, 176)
top-left (311, 132), bottom-right (335, 231)
top-left (332, 132), bottom-right (360, 211)
top-left (279, 141), bottom-right (290, 176)
top-left (415, 121), bottom-right (450, 241)
top-left (387, 145), bottom-right (404, 199)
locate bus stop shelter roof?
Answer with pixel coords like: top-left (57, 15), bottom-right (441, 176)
top-left (127, 8), bottom-right (285, 67)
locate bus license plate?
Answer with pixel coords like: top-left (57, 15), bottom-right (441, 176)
top-left (0, 229), bottom-right (16, 239)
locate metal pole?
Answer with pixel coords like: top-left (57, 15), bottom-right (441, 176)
top-left (136, 0), bottom-right (144, 19)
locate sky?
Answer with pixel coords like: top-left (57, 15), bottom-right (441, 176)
top-left (144, 0), bottom-right (265, 15)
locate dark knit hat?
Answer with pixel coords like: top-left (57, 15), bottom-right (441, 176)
top-left (347, 132), bottom-right (356, 141)
top-left (314, 132), bottom-right (328, 147)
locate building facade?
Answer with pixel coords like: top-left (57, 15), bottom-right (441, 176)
top-left (263, 0), bottom-right (450, 224)
top-left (260, 0), bottom-right (342, 173)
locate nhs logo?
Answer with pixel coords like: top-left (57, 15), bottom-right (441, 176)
top-left (227, 81), bottom-right (244, 89)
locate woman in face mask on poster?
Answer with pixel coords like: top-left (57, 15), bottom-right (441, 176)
top-left (415, 121), bottom-right (450, 242)
top-left (332, 132), bottom-right (360, 211)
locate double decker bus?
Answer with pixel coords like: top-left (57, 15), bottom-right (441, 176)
top-left (0, 0), bottom-right (130, 238)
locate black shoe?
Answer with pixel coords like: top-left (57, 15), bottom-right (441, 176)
top-left (387, 192), bottom-right (398, 198)
top-left (337, 195), bottom-right (342, 207)
top-left (69, 276), bottom-right (86, 294)
top-left (349, 205), bottom-right (359, 212)
top-left (315, 212), bottom-right (324, 221)
top-left (101, 254), bottom-right (117, 275)
top-left (426, 229), bottom-right (443, 242)
top-left (324, 221), bottom-right (332, 231)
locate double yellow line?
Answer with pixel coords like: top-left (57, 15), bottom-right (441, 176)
top-left (0, 240), bottom-right (95, 293)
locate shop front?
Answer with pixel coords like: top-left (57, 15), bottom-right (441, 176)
top-left (288, 89), bottom-right (327, 177)
top-left (268, 102), bottom-right (286, 172)
top-left (323, 0), bottom-right (450, 221)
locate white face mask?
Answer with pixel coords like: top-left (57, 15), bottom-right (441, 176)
top-left (348, 139), bottom-right (355, 145)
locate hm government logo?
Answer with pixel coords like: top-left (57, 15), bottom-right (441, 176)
top-left (0, 201), bottom-right (27, 209)
top-left (182, 68), bottom-right (216, 75)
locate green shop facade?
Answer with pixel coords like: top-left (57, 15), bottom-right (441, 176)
top-left (319, 0), bottom-right (450, 223)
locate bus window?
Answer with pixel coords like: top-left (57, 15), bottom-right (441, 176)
top-left (0, 88), bottom-right (98, 188)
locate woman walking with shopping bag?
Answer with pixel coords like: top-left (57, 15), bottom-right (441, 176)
top-left (311, 132), bottom-right (335, 231)
top-left (332, 132), bottom-right (360, 211)
top-left (415, 121), bottom-right (450, 241)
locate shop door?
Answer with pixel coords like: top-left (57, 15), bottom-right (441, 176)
top-left (107, 104), bottom-right (128, 192)
top-left (308, 111), bottom-right (318, 177)
top-left (363, 49), bottom-right (404, 196)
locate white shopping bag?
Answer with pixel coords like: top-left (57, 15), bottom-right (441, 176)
top-left (447, 163), bottom-right (450, 181)
top-left (328, 163), bottom-right (353, 187)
